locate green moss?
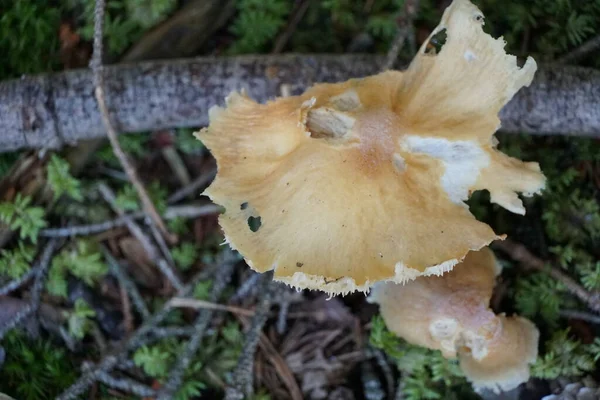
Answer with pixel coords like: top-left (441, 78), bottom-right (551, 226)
top-left (0, 331), bottom-right (77, 400)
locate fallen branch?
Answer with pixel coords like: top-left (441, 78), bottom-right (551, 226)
top-left (1, 56), bottom-right (600, 154)
top-left (494, 238), bottom-right (600, 314)
top-left (90, 0), bottom-right (173, 243)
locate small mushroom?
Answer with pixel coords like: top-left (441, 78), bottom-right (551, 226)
top-left (197, 0), bottom-right (545, 295)
top-left (368, 248), bottom-right (539, 393)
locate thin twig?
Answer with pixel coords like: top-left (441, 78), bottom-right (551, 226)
top-left (146, 217), bottom-right (176, 268)
top-left (162, 145), bottom-right (191, 186)
top-left (559, 309), bottom-right (600, 325)
top-left (276, 296), bottom-right (290, 334)
top-left (90, 0), bottom-right (174, 244)
top-left (0, 268), bottom-right (37, 296)
top-left (225, 273), bottom-right (277, 399)
top-left (98, 183), bottom-right (184, 291)
top-left (96, 371), bottom-right (157, 397)
top-left (102, 247), bottom-right (150, 319)
top-left (556, 34), bottom-right (600, 64)
top-left (167, 168), bottom-right (217, 204)
top-left (39, 203), bottom-right (220, 238)
top-left (372, 348), bottom-right (395, 400)
top-left (383, 0), bottom-right (420, 70)
top-left (170, 297), bottom-right (255, 316)
top-left (231, 272), bottom-right (262, 302)
top-left (56, 265), bottom-right (218, 400)
top-left (0, 239), bottom-right (58, 340)
top-left (156, 258), bottom-right (236, 399)
top-left (494, 239), bottom-right (600, 314)
top-left (272, 0), bottom-right (311, 54)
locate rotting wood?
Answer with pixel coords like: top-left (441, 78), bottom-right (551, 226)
top-left (1, 55), bottom-right (599, 153)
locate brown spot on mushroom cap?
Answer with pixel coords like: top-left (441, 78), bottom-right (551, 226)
top-left (197, 0), bottom-right (545, 295)
top-left (369, 248), bottom-right (539, 392)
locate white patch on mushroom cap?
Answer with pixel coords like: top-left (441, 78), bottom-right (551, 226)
top-left (400, 136), bottom-right (490, 204)
top-left (464, 49), bottom-right (477, 61)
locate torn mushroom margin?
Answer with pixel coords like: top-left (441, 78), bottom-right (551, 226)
top-left (368, 248), bottom-right (539, 393)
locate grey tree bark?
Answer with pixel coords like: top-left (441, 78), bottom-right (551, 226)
top-left (0, 54), bottom-right (599, 153)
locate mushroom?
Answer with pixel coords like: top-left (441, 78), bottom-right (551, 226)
top-left (368, 248), bottom-right (539, 393)
top-left (197, 0), bottom-right (546, 295)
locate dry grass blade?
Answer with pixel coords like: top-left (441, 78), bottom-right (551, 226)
top-left (170, 298), bottom-right (255, 316)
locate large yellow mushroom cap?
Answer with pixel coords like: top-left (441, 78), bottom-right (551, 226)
top-left (368, 248), bottom-right (539, 392)
top-left (197, 0), bottom-right (546, 295)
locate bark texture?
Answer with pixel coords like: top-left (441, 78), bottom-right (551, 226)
top-left (1, 54), bottom-right (599, 153)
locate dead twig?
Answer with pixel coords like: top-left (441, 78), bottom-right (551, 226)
top-left (90, 0), bottom-right (174, 244)
top-left (0, 268), bottom-right (37, 296)
top-left (96, 371), bottom-right (157, 397)
top-left (559, 309), bottom-right (600, 325)
top-left (384, 0), bottom-right (420, 70)
top-left (0, 239), bottom-right (58, 340)
top-left (155, 257), bottom-right (236, 399)
top-left (162, 145), bottom-right (191, 187)
top-left (272, 0), bottom-right (311, 54)
top-left (225, 273), bottom-right (277, 399)
top-left (146, 218), bottom-right (176, 269)
top-left (556, 34), bottom-right (600, 65)
top-left (98, 182), bottom-right (184, 291)
top-left (167, 168), bottom-right (217, 204)
top-left (39, 203), bottom-right (220, 238)
top-left (102, 246), bottom-right (150, 320)
top-left (494, 239), bottom-right (600, 314)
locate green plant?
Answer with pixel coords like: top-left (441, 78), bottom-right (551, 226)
top-left (229, 0), bottom-right (291, 54)
top-left (114, 181), bottom-right (167, 213)
top-left (167, 217), bottom-right (189, 235)
top-left (47, 239), bottom-right (107, 297)
top-left (0, 0), bottom-right (62, 80)
top-left (0, 194), bottom-right (47, 243)
top-left (532, 329), bottom-right (599, 379)
top-left (514, 273), bottom-right (565, 326)
top-left (67, 298), bottom-right (96, 339)
top-left (126, 0), bottom-right (177, 28)
top-left (175, 128), bottom-right (203, 155)
top-left (0, 152), bottom-right (19, 180)
top-left (0, 331), bottom-right (76, 400)
top-left (97, 133), bottom-right (149, 165)
top-left (47, 154), bottom-right (83, 201)
top-left (172, 242), bottom-right (198, 271)
top-left (193, 280), bottom-right (213, 300)
top-left (133, 345), bottom-right (172, 378)
top-left (0, 242), bottom-right (36, 279)
top-left (72, 0), bottom-right (175, 56)
top-left (370, 316), bottom-right (473, 400)
top-left (133, 340), bottom-right (207, 400)
top-left (477, 0), bottom-right (600, 62)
